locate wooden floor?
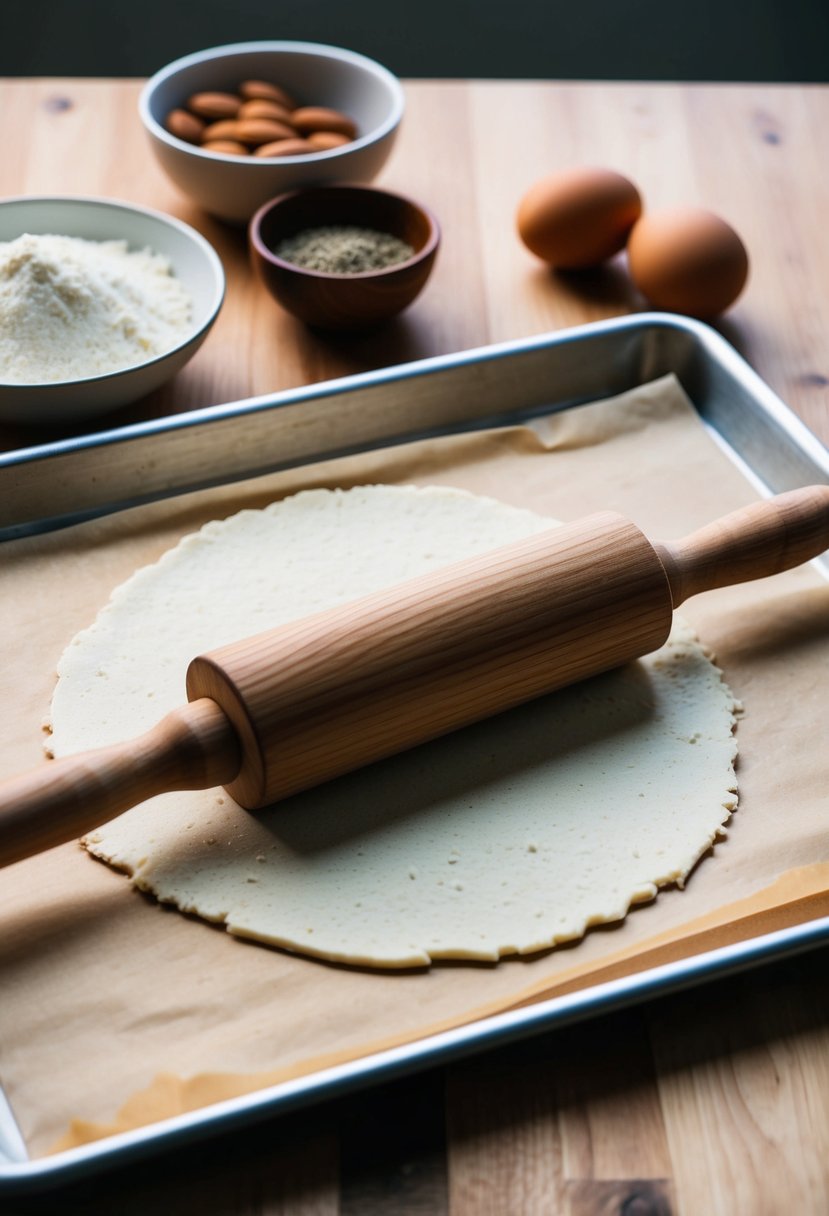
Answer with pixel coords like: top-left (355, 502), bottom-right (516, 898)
top-left (9, 946), bottom-right (829, 1214)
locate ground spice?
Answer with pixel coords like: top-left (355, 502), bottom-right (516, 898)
top-left (274, 225), bottom-right (414, 274)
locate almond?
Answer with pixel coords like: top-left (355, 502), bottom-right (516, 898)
top-left (306, 130), bottom-right (351, 151)
top-left (253, 138), bottom-right (314, 157)
top-left (200, 119), bottom-right (242, 143)
top-left (238, 79), bottom-right (296, 108)
top-left (291, 107), bottom-right (357, 138)
top-left (202, 139), bottom-right (249, 156)
top-left (235, 118), bottom-right (297, 146)
top-left (186, 91), bottom-right (242, 120)
top-left (238, 98), bottom-right (296, 124)
top-left (165, 108), bottom-right (205, 144)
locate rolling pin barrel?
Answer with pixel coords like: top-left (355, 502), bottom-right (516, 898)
top-left (186, 511), bottom-right (673, 808)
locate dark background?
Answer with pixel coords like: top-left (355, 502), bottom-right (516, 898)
top-left (3, 0), bottom-right (828, 81)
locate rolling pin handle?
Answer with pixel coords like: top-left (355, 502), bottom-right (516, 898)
top-left (653, 484), bottom-right (829, 606)
top-left (0, 698), bottom-right (241, 870)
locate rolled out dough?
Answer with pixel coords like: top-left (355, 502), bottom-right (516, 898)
top-left (49, 485), bottom-right (739, 967)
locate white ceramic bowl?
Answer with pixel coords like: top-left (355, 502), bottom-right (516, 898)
top-left (0, 196), bottom-right (225, 425)
top-left (139, 41), bottom-right (405, 224)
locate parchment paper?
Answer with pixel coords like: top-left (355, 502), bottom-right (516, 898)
top-left (1, 375), bottom-right (827, 1157)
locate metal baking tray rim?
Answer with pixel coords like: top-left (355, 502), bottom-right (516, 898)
top-left (2, 311), bottom-right (828, 1190)
top-left (3, 911), bottom-right (828, 1194)
top-left (3, 310), bottom-right (828, 540)
top-left (0, 310), bottom-right (822, 460)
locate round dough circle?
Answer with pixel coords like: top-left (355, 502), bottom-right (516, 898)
top-left (50, 485), bottom-right (738, 967)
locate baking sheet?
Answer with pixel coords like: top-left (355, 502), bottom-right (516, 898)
top-left (1, 328), bottom-right (828, 1190)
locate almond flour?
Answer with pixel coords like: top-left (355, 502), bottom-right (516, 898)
top-left (0, 232), bottom-right (192, 385)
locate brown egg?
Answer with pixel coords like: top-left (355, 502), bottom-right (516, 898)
top-left (627, 207), bottom-right (749, 317)
top-left (516, 167), bottom-right (642, 268)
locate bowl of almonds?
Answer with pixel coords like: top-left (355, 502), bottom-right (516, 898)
top-left (139, 41), bottom-right (405, 224)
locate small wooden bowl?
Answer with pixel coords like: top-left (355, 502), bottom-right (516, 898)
top-left (249, 184), bottom-right (440, 330)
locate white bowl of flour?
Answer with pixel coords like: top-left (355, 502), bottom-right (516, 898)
top-left (0, 196), bottom-right (225, 424)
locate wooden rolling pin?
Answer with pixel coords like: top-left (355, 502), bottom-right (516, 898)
top-left (1, 485), bottom-right (828, 869)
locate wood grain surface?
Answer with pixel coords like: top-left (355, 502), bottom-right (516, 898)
top-left (2, 79), bottom-right (828, 1215)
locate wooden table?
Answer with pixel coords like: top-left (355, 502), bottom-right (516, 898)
top-left (3, 79), bottom-right (829, 1214)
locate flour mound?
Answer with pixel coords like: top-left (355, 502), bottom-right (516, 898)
top-left (50, 485), bottom-right (739, 968)
top-left (0, 233), bottom-right (192, 384)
